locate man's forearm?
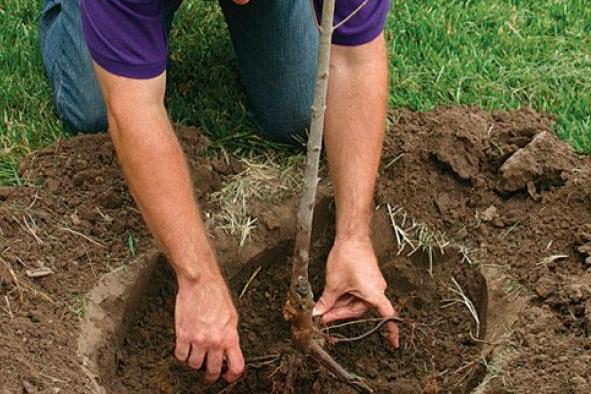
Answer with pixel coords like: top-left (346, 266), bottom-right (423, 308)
top-left (110, 107), bottom-right (217, 282)
top-left (95, 66), bottom-right (218, 284)
top-left (324, 34), bottom-right (388, 241)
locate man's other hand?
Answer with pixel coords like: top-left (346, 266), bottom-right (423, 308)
top-left (174, 274), bottom-right (245, 383)
top-left (313, 237), bottom-right (400, 348)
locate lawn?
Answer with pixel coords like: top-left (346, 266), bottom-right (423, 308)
top-left (1, 0), bottom-right (590, 185)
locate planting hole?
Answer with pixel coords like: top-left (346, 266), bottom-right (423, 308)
top-left (97, 205), bottom-right (488, 393)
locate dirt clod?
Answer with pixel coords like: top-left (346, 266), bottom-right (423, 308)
top-left (496, 131), bottom-right (576, 193)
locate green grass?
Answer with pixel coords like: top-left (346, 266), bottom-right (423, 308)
top-left (1, 0), bottom-right (590, 185)
top-left (386, 0), bottom-right (591, 151)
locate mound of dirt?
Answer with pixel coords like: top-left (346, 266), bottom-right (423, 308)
top-left (1, 106), bottom-right (590, 393)
top-left (0, 127), bottom-right (247, 392)
top-left (378, 106), bottom-right (591, 392)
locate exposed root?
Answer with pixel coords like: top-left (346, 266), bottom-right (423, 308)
top-left (326, 316), bottom-right (403, 344)
top-left (245, 353), bottom-right (282, 369)
top-left (308, 341), bottom-right (374, 393)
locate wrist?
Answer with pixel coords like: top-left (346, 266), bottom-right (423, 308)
top-left (334, 231), bottom-right (373, 249)
top-left (173, 250), bottom-right (222, 288)
top-left (335, 220), bottom-right (371, 244)
top-left (335, 207), bottom-right (372, 244)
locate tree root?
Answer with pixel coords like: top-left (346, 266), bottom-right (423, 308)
top-left (308, 341), bottom-right (374, 393)
top-left (326, 316), bottom-right (404, 344)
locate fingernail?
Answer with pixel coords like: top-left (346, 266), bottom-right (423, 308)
top-left (312, 307), bottom-right (321, 316)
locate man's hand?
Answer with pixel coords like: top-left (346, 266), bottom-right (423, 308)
top-left (313, 237), bottom-right (400, 348)
top-left (174, 273), bottom-right (245, 383)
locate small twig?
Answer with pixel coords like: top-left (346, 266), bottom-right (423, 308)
top-left (1, 256), bottom-right (58, 306)
top-left (332, 0), bottom-right (371, 31)
top-left (25, 192), bottom-right (40, 210)
top-left (384, 153), bottom-right (404, 169)
top-left (4, 296), bottom-right (13, 319)
top-left (1, 256), bottom-right (24, 302)
top-left (498, 221), bottom-right (520, 240)
top-left (536, 254), bottom-right (568, 267)
top-left (57, 226), bottom-right (107, 248)
top-left (23, 215), bottom-right (43, 244)
top-left (309, 341), bottom-right (374, 393)
top-left (329, 316), bottom-right (403, 344)
top-left (39, 372), bottom-right (67, 385)
top-left (239, 266), bottom-right (262, 299)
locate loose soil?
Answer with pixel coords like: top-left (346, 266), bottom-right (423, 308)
top-left (109, 208), bottom-right (486, 393)
top-left (1, 106), bottom-right (590, 393)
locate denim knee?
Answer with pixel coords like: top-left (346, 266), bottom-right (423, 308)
top-left (56, 89), bottom-right (108, 133)
top-left (254, 103), bottom-right (311, 145)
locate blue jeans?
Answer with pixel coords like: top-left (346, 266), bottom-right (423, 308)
top-left (39, 0), bottom-right (318, 143)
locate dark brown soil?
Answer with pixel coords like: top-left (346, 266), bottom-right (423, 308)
top-left (110, 205), bottom-right (486, 393)
top-left (377, 106), bottom-right (591, 392)
top-left (0, 127), bottom-right (241, 393)
top-left (1, 106), bottom-right (590, 393)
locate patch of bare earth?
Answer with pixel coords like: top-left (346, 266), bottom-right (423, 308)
top-left (0, 106), bottom-right (590, 393)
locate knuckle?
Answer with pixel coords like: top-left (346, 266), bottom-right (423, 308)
top-left (174, 349), bottom-right (186, 361)
top-left (226, 330), bottom-right (239, 344)
top-left (193, 333), bottom-right (207, 346)
top-left (177, 330), bottom-right (189, 342)
top-left (209, 336), bottom-right (223, 348)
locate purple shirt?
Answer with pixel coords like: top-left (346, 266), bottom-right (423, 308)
top-left (81, 1), bottom-right (389, 79)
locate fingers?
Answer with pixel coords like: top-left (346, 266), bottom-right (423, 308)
top-left (373, 296), bottom-right (400, 349)
top-left (322, 300), bottom-right (368, 324)
top-left (204, 349), bottom-right (223, 383)
top-left (178, 333), bottom-right (244, 384)
top-left (174, 338), bottom-right (190, 362)
top-left (187, 345), bottom-right (206, 370)
top-left (223, 345), bottom-right (245, 383)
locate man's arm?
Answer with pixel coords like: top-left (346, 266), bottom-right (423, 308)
top-left (314, 33), bottom-right (400, 347)
top-left (92, 64), bottom-right (244, 382)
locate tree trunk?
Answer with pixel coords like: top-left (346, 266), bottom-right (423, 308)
top-left (285, 0), bottom-right (336, 349)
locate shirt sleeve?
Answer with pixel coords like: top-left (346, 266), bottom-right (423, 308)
top-left (80, 0), bottom-right (168, 79)
top-left (314, 0), bottom-right (390, 46)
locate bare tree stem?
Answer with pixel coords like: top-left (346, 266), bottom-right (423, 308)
top-left (285, 0), bottom-right (336, 349)
top-left (283, 0), bottom-right (376, 392)
top-left (291, 0), bottom-right (335, 287)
